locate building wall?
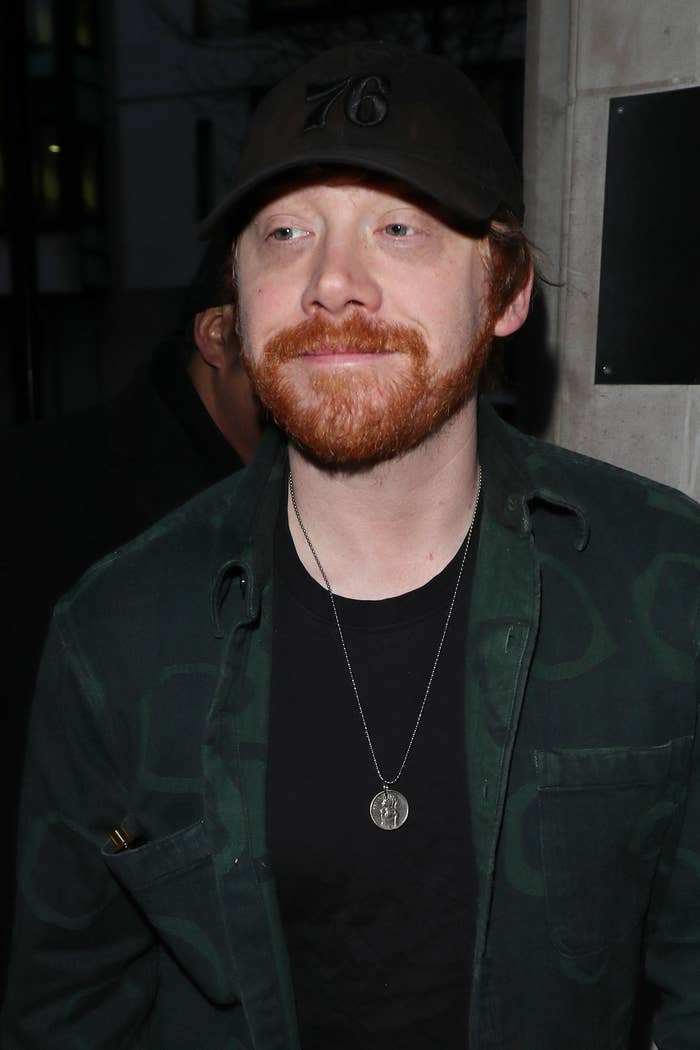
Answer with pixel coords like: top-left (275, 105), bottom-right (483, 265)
top-left (523, 0), bottom-right (699, 500)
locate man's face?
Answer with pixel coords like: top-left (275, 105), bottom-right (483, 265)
top-left (235, 173), bottom-right (496, 466)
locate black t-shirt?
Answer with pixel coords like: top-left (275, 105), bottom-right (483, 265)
top-left (267, 489), bottom-right (481, 1048)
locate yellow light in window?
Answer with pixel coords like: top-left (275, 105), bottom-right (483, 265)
top-left (48, 143), bottom-right (61, 154)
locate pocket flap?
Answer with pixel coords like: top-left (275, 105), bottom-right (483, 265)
top-left (535, 739), bottom-right (675, 791)
top-left (102, 819), bottom-right (210, 889)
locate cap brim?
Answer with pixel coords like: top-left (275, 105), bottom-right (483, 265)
top-left (197, 147), bottom-right (511, 240)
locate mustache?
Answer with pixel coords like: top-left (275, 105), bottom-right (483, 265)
top-left (262, 313), bottom-right (428, 363)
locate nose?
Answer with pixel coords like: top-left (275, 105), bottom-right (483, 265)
top-left (301, 234), bottom-right (382, 317)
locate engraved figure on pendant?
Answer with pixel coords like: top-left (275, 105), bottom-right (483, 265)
top-left (370, 788), bottom-right (409, 830)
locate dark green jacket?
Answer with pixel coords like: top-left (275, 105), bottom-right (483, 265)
top-left (4, 404), bottom-right (699, 1049)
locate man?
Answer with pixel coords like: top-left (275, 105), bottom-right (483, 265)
top-left (1, 235), bottom-right (261, 995)
top-left (3, 41), bottom-right (699, 1050)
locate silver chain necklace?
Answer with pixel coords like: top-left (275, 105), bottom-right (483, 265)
top-left (288, 465), bottom-right (482, 831)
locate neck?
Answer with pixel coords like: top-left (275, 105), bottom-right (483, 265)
top-left (287, 399), bottom-right (481, 600)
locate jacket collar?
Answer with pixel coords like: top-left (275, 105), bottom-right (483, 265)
top-left (478, 399), bottom-right (590, 551)
top-left (209, 398), bottom-right (591, 632)
top-left (210, 424), bottom-right (287, 636)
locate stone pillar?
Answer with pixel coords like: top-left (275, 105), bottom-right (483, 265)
top-left (523, 0), bottom-right (699, 500)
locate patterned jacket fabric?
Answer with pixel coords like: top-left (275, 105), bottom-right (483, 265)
top-left (3, 401), bottom-right (699, 1049)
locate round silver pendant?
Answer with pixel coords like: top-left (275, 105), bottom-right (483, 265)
top-left (370, 788), bottom-right (409, 830)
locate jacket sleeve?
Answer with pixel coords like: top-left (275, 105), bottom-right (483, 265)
top-left (1, 609), bottom-right (157, 1049)
top-left (645, 640), bottom-right (700, 1049)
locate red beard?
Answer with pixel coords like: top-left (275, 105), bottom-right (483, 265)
top-left (243, 312), bottom-right (492, 467)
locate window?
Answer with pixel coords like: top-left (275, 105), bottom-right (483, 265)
top-left (75, 0), bottom-right (98, 52)
top-left (33, 125), bottom-right (64, 223)
top-left (27, 0), bottom-right (54, 47)
top-left (80, 129), bottom-right (101, 219)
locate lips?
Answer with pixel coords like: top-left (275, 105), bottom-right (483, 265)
top-left (301, 345), bottom-right (392, 356)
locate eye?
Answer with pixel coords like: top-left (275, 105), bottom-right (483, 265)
top-left (270, 226), bottom-right (307, 241)
top-left (384, 222), bottom-right (415, 237)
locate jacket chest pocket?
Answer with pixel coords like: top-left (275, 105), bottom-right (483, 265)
top-left (534, 738), bottom-right (688, 958)
top-left (102, 820), bottom-right (240, 1005)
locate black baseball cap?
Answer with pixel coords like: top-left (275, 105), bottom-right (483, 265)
top-left (199, 40), bottom-right (524, 237)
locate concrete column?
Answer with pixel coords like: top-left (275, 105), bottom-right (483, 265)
top-left (523, 0), bottom-right (699, 500)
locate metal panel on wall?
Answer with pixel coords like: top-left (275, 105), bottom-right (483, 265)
top-left (596, 85), bottom-right (700, 384)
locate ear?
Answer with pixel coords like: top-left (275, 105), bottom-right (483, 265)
top-left (193, 306), bottom-right (233, 369)
top-left (492, 266), bottom-right (534, 338)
